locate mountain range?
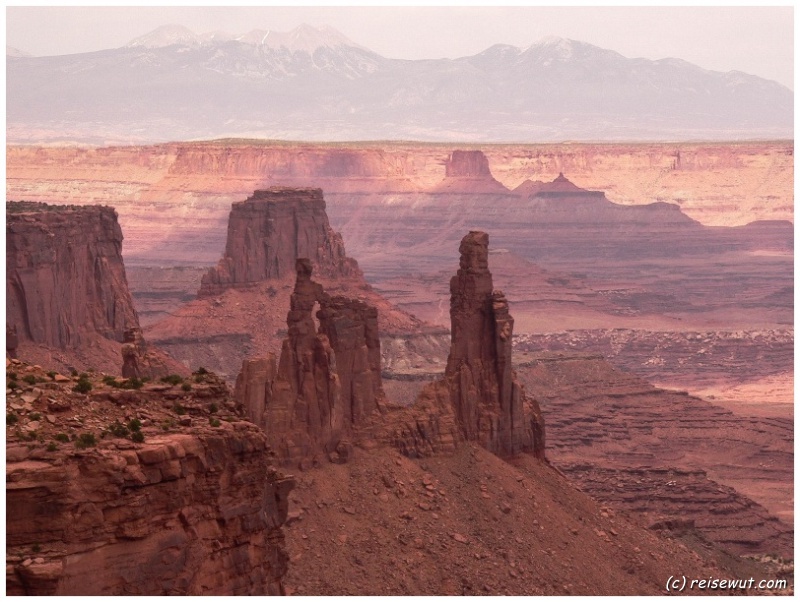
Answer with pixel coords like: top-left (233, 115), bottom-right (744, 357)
top-left (6, 24), bottom-right (793, 143)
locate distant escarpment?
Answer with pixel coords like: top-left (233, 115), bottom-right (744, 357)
top-left (6, 202), bottom-right (179, 377)
top-left (236, 231), bottom-right (546, 466)
top-left (198, 188), bottom-right (360, 297)
top-left (7, 202), bottom-right (137, 348)
top-left (6, 360), bottom-right (294, 595)
top-left (434, 150), bottom-right (510, 194)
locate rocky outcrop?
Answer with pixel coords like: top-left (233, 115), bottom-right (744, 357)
top-left (7, 324), bottom-right (19, 358)
top-left (235, 259), bottom-right (385, 465)
top-left (435, 150), bottom-right (509, 194)
top-left (198, 188), bottom-right (361, 297)
top-left (121, 327), bottom-right (173, 379)
top-left (514, 173), bottom-right (606, 198)
top-left (6, 202), bottom-right (139, 348)
top-left (6, 360), bottom-right (294, 595)
top-left (442, 231), bottom-right (545, 457)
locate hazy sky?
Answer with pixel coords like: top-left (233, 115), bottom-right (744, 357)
top-left (6, 6), bottom-right (794, 89)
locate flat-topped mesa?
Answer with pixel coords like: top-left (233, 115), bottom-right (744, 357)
top-left (235, 259), bottom-right (385, 466)
top-left (198, 188), bottom-right (361, 297)
top-left (445, 231), bottom-right (545, 458)
top-left (6, 202), bottom-right (139, 349)
top-left (436, 150), bottom-right (509, 193)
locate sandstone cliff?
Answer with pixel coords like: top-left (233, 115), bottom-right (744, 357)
top-left (198, 188), bottom-right (360, 297)
top-left (235, 259), bottom-right (385, 465)
top-left (6, 360), bottom-right (294, 595)
top-left (6, 202), bottom-right (180, 377)
top-left (6, 202), bottom-right (138, 348)
top-left (435, 150), bottom-right (509, 193)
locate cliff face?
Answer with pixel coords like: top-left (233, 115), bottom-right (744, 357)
top-left (436, 150), bottom-right (509, 193)
top-left (198, 188), bottom-right (361, 297)
top-left (235, 259), bottom-right (385, 465)
top-left (6, 202), bottom-right (139, 348)
top-left (6, 360), bottom-right (294, 595)
top-left (444, 231), bottom-right (545, 457)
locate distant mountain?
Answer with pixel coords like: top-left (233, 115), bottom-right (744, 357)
top-left (6, 25), bottom-right (792, 143)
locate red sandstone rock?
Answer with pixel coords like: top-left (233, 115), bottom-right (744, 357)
top-left (435, 150), bottom-right (509, 193)
top-left (120, 327), bottom-right (172, 379)
top-left (444, 231), bottom-right (544, 457)
top-left (6, 202), bottom-right (139, 348)
top-left (235, 259), bottom-right (385, 465)
top-left (198, 188), bottom-right (360, 297)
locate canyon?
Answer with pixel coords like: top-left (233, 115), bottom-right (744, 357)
top-left (6, 141), bottom-right (793, 594)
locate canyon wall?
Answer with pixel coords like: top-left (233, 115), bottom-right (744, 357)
top-left (5, 141), bottom-right (792, 267)
top-left (6, 361), bottom-right (294, 595)
top-left (198, 187), bottom-right (360, 297)
top-left (6, 202), bottom-right (138, 348)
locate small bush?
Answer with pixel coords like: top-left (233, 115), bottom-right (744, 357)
top-left (120, 377), bottom-right (144, 390)
top-left (55, 433), bottom-right (70, 443)
top-left (46, 371), bottom-right (56, 381)
top-left (73, 377), bottom-right (92, 394)
top-left (181, 382), bottom-right (192, 392)
top-left (209, 417), bottom-right (221, 428)
top-left (131, 431), bottom-right (145, 443)
top-left (22, 374), bottom-right (39, 385)
top-left (8, 381), bottom-right (19, 391)
top-left (46, 442), bottom-right (58, 452)
top-left (8, 371), bottom-right (17, 381)
top-left (127, 418), bottom-right (142, 432)
top-left (209, 403), bottom-right (218, 414)
top-left (173, 404), bottom-right (186, 416)
top-left (7, 413), bottom-right (18, 426)
top-left (79, 372), bottom-right (88, 379)
top-left (75, 433), bottom-right (97, 449)
top-left (161, 374), bottom-right (184, 386)
top-left (70, 369), bottom-right (78, 377)
top-left (29, 412), bottom-right (41, 422)
top-left (32, 544), bottom-right (41, 554)
top-left (196, 367), bottom-right (209, 375)
top-left (107, 421), bottom-right (129, 438)
top-left (102, 375), bottom-right (118, 386)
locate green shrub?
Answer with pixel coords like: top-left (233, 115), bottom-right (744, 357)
top-left (75, 433), bottom-right (97, 449)
top-left (70, 369), bottom-right (78, 377)
top-left (127, 418), bottom-right (142, 432)
top-left (119, 377), bottom-right (143, 390)
top-left (8, 371), bottom-right (17, 381)
top-left (73, 378), bottom-right (92, 394)
top-left (107, 421), bottom-right (129, 438)
top-left (7, 413), bottom-right (18, 426)
top-left (131, 431), bottom-right (145, 443)
top-left (173, 404), bottom-right (186, 416)
top-left (46, 442), bottom-right (58, 452)
top-left (8, 381), bottom-right (19, 391)
top-left (102, 375), bottom-right (118, 386)
top-left (22, 374), bottom-right (39, 385)
top-left (181, 382), bottom-right (192, 392)
top-left (29, 412), bottom-right (41, 422)
top-left (209, 403), bottom-right (218, 414)
top-left (55, 433), bottom-right (70, 443)
top-left (160, 374), bottom-right (184, 386)
top-left (196, 367), bottom-right (209, 375)
top-left (46, 371), bottom-right (57, 380)
top-left (210, 417), bottom-right (221, 427)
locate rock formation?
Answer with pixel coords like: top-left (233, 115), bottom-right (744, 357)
top-left (120, 327), bottom-right (172, 379)
top-left (6, 360), bottom-right (294, 595)
top-left (235, 259), bottom-right (384, 465)
top-left (7, 324), bottom-right (19, 359)
top-left (435, 150), bottom-right (509, 193)
top-left (198, 188), bottom-right (361, 297)
top-left (6, 202), bottom-right (139, 348)
top-left (442, 231), bottom-right (545, 457)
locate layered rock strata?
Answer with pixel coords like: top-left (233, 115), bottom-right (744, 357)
top-left (235, 259), bottom-right (385, 464)
top-left (199, 188), bottom-right (360, 297)
top-left (6, 202), bottom-right (139, 348)
top-left (6, 360), bottom-right (294, 595)
top-left (442, 231), bottom-right (545, 457)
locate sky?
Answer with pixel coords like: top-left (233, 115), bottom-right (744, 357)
top-left (5, 6), bottom-right (794, 90)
